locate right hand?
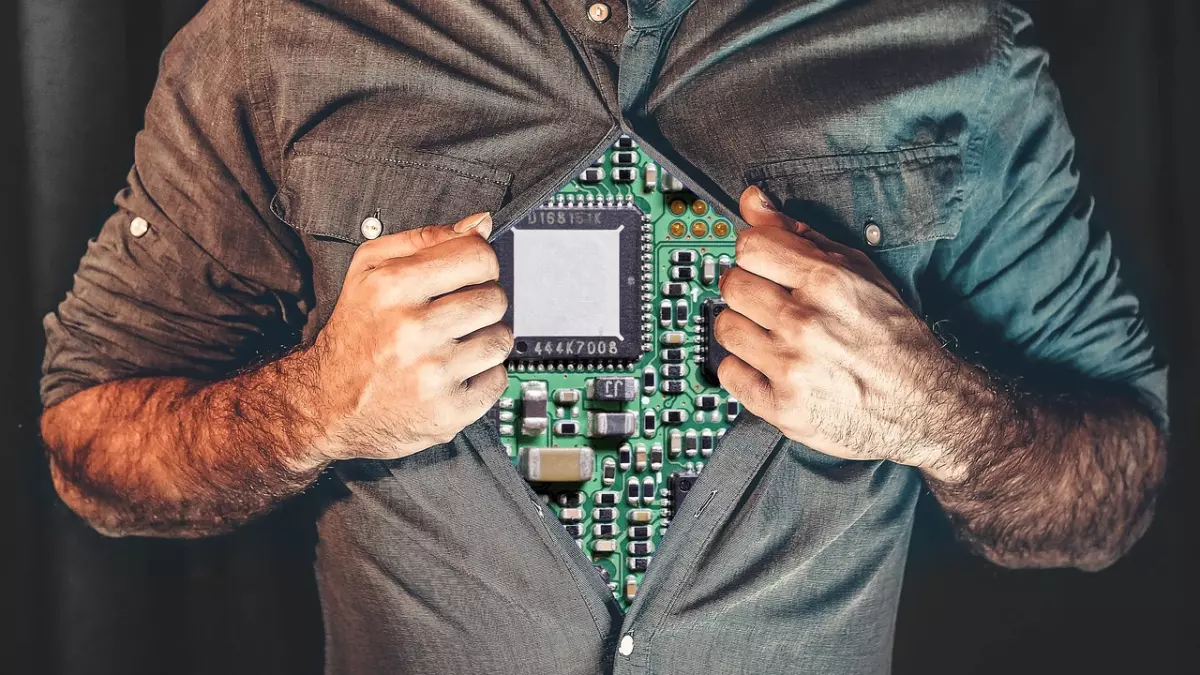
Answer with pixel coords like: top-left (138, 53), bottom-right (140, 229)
top-left (305, 211), bottom-right (511, 462)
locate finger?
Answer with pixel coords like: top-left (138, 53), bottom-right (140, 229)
top-left (458, 363), bottom-right (509, 415)
top-left (390, 233), bottom-right (501, 301)
top-left (739, 185), bottom-right (810, 234)
top-left (423, 282), bottom-right (508, 339)
top-left (718, 266), bottom-right (796, 331)
top-left (449, 323), bottom-right (514, 379)
top-left (351, 212), bottom-right (492, 272)
top-left (712, 308), bottom-right (783, 379)
top-left (715, 355), bottom-right (776, 420)
top-left (734, 225), bottom-right (831, 291)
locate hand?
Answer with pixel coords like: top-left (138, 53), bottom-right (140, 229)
top-left (714, 186), bottom-right (972, 478)
top-left (303, 211), bottom-right (512, 464)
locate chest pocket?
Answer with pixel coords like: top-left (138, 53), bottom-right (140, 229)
top-left (270, 139), bottom-right (515, 334)
top-left (743, 144), bottom-right (965, 261)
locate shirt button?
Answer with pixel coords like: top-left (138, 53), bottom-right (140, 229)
top-left (360, 216), bottom-right (383, 240)
top-left (587, 3), bottom-right (610, 23)
top-left (129, 217), bottom-right (149, 238)
top-left (618, 634), bottom-right (634, 656)
top-left (864, 221), bottom-right (882, 246)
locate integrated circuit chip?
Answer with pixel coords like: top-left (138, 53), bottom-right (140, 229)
top-left (701, 299), bottom-right (730, 386)
top-left (495, 204), bottom-right (644, 364)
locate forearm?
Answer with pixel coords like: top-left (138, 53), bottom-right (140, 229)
top-left (41, 347), bottom-right (331, 538)
top-left (921, 360), bottom-right (1167, 570)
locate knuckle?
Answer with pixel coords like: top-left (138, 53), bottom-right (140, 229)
top-left (734, 228), bottom-right (764, 259)
top-left (418, 225), bottom-right (443, 248)
top-left (483, 282), bottom-right (508, 313)
top-left (464, 237), bottom-right (500, 277)
top-left (720, 267), bottom-right (749, 298)
top-left (713, 311), bottom-right (740, 345)
top-left (486, 328), bottom-right (514, 356)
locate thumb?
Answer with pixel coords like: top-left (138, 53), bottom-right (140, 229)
top-left (738, 186), bottom-right (809, 234)
top-left (353, 211), bottom-right (492, 268)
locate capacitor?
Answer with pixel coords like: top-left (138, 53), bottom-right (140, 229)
top-left (668, 429), bottom-right (683, 458)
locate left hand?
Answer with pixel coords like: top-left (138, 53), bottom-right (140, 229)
top-left (715, 185), bottom-right (969, 477)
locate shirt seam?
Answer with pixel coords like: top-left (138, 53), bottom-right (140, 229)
top-left (961, 2), bottom-right (1021, 216)
top-left (290, 147), bottom-right (513, 187)
top-left (239, 0), bottom-right (284, 189)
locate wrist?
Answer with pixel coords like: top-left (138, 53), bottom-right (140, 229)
top-left (909, 353), bottom-right (1009, 486)
top-left (260, 341), bottom-right (342, 474)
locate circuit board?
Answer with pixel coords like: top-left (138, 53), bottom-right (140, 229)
top-left (488, 136), bottom-right (737, 610)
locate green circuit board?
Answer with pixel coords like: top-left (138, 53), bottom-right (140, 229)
top-left (489, 136), bottom-right (738, 609)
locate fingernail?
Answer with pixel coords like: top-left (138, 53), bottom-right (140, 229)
top-left (751, 185), bottom-right (778, 212)
top-left (454, 211), bottom-right (492, 235)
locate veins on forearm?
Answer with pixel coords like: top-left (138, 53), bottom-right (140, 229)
top-left (43, 352), bottom-right (328, 537)
top-left (920, 362), bottom-right (1166, 570)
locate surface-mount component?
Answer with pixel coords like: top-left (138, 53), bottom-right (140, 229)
top-left (518, 446), bottom-right (594, 483)
top-left (589, 411), bottom-right (637, 438)
top-left (588, 376), bottom-right (638, 402)
top-left (701, 298), bottom-right (730, 386)
top-left (496, 204), bottom-right (645, 364)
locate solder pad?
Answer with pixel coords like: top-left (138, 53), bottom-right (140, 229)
top-left (491, 136), bottom-right (738, 610)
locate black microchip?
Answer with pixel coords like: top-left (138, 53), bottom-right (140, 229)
top-left (669, 471), bottom-right (699, 512)
top-left (702, 299), bottom-right (730, 386)
top-left (628, 557), bottom-right (651, 572)
top-left (564, 523), bottom-right (584, 538)
top-left (496, 205), bottom-right (644, 363)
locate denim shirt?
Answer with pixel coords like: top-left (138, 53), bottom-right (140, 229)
top-left (41, 1), bottom-right (1167, 674)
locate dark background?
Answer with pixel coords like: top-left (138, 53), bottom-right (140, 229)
top-left (2, 1), bottom-right (1195, 673)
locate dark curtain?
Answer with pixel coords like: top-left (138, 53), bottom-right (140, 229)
top-left (2, 2), bottom-right (1194, 674)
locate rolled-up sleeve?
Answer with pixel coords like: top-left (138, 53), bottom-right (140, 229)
top-left (928, 5), bottom-right (1168, 430)
top-left (41, 0), bottom-right (307, 409)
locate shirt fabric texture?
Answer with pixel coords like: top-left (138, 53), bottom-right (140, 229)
top-left (41, 1), bottom-right (1168, 674)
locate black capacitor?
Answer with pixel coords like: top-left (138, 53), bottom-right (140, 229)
top-left (613, 167), bottom-right (637, 182)
top-left (579, 167), bottom-right (605, 183)
top-left (661, 380), bottom-right (686, 395)
top-left (628, 525), bottom-right (653, 540)
top-left (674, 299), bottom-right (690, 326)
top-left (661, 348), bottom-right (685, 362)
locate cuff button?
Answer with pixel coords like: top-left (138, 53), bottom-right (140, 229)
top-left (129, 217), bottom-right (149, 238)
